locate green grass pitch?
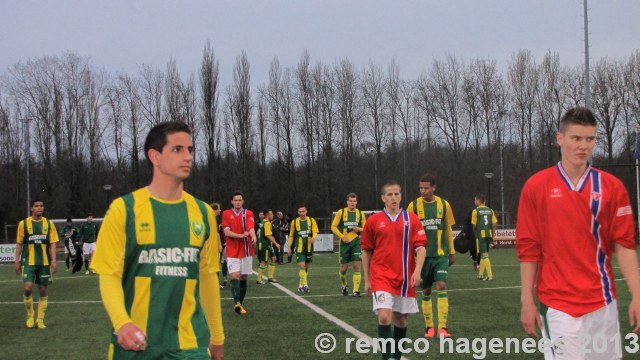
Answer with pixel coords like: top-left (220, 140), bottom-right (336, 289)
top-left (0, 249), bottom-right (638, 359)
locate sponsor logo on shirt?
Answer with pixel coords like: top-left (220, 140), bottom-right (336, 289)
top-left (378, 222), bottom-right (386, 229)
top-left (617, 206), bottom-right (633, 216)
top-left (140, 222), bottom-right (151, 232)
top-left (591, 192), bottom-right (602, 202)
top-left (550, 188), bottom-right (562, 198)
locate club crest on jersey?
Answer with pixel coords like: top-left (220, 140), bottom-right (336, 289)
top-left (191, 220), bottom-right (205, 239)
top-left (550, 188), bottom-right (562, 198)
top-left (591, 192), bottom-right (601, 202)
top-left (377, 293), bottom-right (386, 303)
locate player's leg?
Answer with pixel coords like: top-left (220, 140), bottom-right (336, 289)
top-left (238, 257), bottom-right (251, 306)
top-left (339, 240), bottom-right (349, 295)
top-left (227, 258), bottom-right (245, 314)
top-left (36, 275), bottom-right (50, 329)
top-left (421, 258), bottom-right (436, 337)
top-left (256, 247), bottom-right (267, 284)
top-left (296, 252), bottom-right (307, 292)
top-left (373, 292), bottom-right (394, 360)
top-left (64, 242), bottom-right (70, 270)
top-left (267, 247), bottom-right (278, 282)
top-left (22, 267), bottom-right (35, 328)
top-left (351, 239), bottom-right (362, 297)
top-left (391, 296), bottom-right (418, 359)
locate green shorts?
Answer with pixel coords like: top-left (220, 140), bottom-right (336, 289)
top-left (257, 244), bottom-right (275, 262)
top-left (476, 237), bottom-right (492, 253)
top-left (421, 256), bottom-right (449, 287)
top-left (22, 265), bottom-right (51, 285)
top-left (339, 238), bottom-right (361, 264)
top-left (295, 252), bottom-right (313, 264)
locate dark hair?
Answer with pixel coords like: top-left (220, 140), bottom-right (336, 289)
top-left (420, 174), bottom-right (436, 186)
top-left (475, 194), bottom-right (486, 203)
top-left (264, 209), bottom-right (273, 215)
top-left (381, 180), bottom-right (400, 195)
top-left (144, 121), bottom-right (192, 165)
top-left (87, 213), bottom-right (93, 217)
top-left (297, 204), bottom-right (307, 211)
top-left (30, 198), bottom-right (43, 207)
top-left (231, 191), bottom-right (244, 201)
top-left (559, 106), bottom-right (597, 133)
top-left (346, 192), bottom-right (358, 200)
top-left (210, 202), bottom-right (221, 211)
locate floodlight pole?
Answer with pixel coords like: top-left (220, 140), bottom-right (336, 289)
top-left (21, 118), bottom-right (33, 217)
top-left (584, 0), bottom-right (591, 108)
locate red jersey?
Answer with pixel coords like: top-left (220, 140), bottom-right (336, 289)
top-left (221, 208), bottom-right (255, 258)
top-left (361, 209), bottom-right (427, 298)
top-left (516, 163), bottom-right (636, 317)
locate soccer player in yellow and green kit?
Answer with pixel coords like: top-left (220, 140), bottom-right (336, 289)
top-left (91, 121), bottom-right (224, 359)
top-left (256, 209), bottom-right (280, 284)
top-left (407, 174), bottom-right (455, 339)
top-left (471, 194), bottom-right (498, 281)
top-left (15, 199), bottom-right (59, 329)
top-left (288, 205), bottom-right (318, 293)
top-left (331, 193), bottom-right (366, 297)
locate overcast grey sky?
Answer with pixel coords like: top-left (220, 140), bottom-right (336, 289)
top-left (1, 1), bottom-right (639, 85)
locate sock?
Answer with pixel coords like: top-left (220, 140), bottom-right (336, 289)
top-left (24, 295), bottom-right (34, 318)
top-left (230, 279), bottom-right (240, 304)
top-left (257, 265), bottom-right (265, 282)
top-left (437, 291), bottom-right (449, 329)
top-left (422, 295), bottom-right (433, 328)
top-left (353, 272), bottom-right (361, 292)
top-left (221, 261), bottom-right (228, 278)
top-left (485, 257), bottom-right (493, 278)
top-left (479, 258), bottom-right (486, 277)
top-left (37, 296), bottom-right (48, 324)
top-left (377, 324), bottom-right (393, 360)
top-left (239, 280), bottom-right (247, 303)
top-left (392, 326), bottom-right (407, 359)
top-left (340, 272), bottom-right (347, 286)
top-left (267, 263), bottom-right (276, 279)
top-left (84, 260), bottom-right (89, 270)
top-left (299, 269), bottom-right (309, 286)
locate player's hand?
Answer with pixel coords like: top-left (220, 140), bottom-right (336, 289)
top-left (275, 243), bottom-right (281, 250)
top-left (117, 323), bottom-right (147, 351)
top-left (209, 343), bottom-right (224, 359)
top-left (310, 237), bottom-right (316, 244)
top-left (50, 261), bottom-right (57, 274)
top-left (14, 262), bottom-right (21, 275)
top-left (410, 270), bottom-right (422, 288)
top-left (448, 253), bottom-right (455, 267)
top-left (364, 279), bottom-right (372, 296)
top-left (628, 297), bottom-right (640, 333)
top-left (352, 226), bottom-right (362, 233)
top-left (520, 301), bottom-right (542, 337)
top-left (287, 249), bottom-right (292, 257)
top-left (342, 236), bottom-right (349, 242)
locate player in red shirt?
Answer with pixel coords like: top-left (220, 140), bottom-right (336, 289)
top-left (221, 191), bottom-right (257, 315)
top-left (362, 180), bottom-right (426, 360)
top-left (517, 106), bottom-right (640, 359)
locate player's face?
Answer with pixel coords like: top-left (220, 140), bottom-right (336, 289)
top-left (297, 207), bottom-right (307, 219)
top-left (557, 124), bottom-right (596, 171)
top-left (87, 215), bottom-right (93, 223)
top-left (474, 198), bottom-right (482, 207)
top-left (381, 185), bottom-right (402, 212)
top-left (277, 211), bottom-right (283, 220)
top-left (152, 131), bottom-right (194, 181)
top-left (31, 201), bottom-right (44, 218)
top-left (346, 197), bottom-right (357, 210)
top-left (213, 208), bottom-right (221, 216)
top-left (265, 211), bottom-right (274, 221)
top-left (231, 195), bottom-right (244, 210)
top-left (259, 212), bottom-right (265, 220)
top-left (419, 181), bottom-right (436, 201)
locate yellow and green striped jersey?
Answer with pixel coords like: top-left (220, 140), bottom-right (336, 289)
top-left (258, 220), bottom-right (274, 250)
top-left (407, 196), bottom-right (455, 257)
top-left (471, 205), bottom-right (498, 239)
top-left (331, 208), bottom-right (366, 242)
top-left (16, 217), bottom-right (59, 266)
top-left (92, 188), bottom-right (221, 353)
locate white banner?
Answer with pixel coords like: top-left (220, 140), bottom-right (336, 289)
top-left (0, 244), bottom-right (16, 263)
top-left (314, 234), bottom-right (334, 252)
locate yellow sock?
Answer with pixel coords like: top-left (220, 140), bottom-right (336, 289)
top-left (352, 272), bottom-right (361, 292)
top-left (421, 295), bottom-right (433, 328)
top-left (479, 258), bottom-right (486, 277)
top-left (257, 266), bottom-right (264, 282)
top-left (303, 268), bottom-right (309, 285)
top-left (340, 272), bottom-right (347, 286)
top-left (37, 296), bottom-right (48, 323)
top-left (299, 269), bottom-right (306, 286)
top-left (24, 295), bottom-right (34, 318)
top-left (485, 257), bottom-right (493, 278)
top-left (437, 291), bottom-right (449, 329)
top-left (267, 263), bottom-right (276, 279)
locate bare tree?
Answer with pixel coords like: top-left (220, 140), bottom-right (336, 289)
top-left (361, 61), bottom-right (387, 175)
top-left (199, 41), bottom-right (221, 198)
top-left (591, 59), bottom-right (625, 160)
top-left (335, 58), bottom-right (361, 182)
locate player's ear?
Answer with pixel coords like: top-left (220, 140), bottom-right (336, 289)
top-left (148, 148), bottom-right (161, 165)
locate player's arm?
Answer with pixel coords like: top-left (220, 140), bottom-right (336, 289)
top-left (360, 222), bottom-right (374, 296)
top-left (14, 221), bottom-right (24, 274)
top-left (200, 233), bottom-right (225, 356)
top-left (330, 210), bottom-right (344, 239)
top-left (445, 201), bottom-right (456, 265)
top-left (265, 223), bottom-right (279, 249)
top-left (616, 244), bottom-right (640, 333)
top-left (310, 218), bottom-right (319, 243)
top-left (354, 212), bottom-right (366, 233)
top-left (471, 209), bottom-right (478, 235)
top-left (48, 221), bottom-right (59, 273)
top-left (411, 247), bottom-right (426, 288)
top-left (520, 262), bottom-right (542, 337)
